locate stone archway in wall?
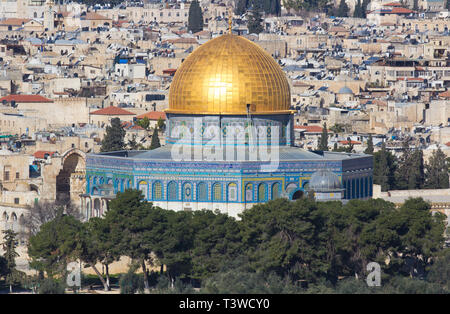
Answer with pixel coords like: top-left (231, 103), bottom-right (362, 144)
top-left (56, 149), bottom-right (86, 204)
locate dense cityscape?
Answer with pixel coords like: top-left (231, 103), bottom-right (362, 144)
top-left (0, 0), bottom-right (449, 296)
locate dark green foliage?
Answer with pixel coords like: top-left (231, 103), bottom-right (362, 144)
top-left (127, 134), bottom-right (139, 150)
top-left (361, 0), bottom-right (370, 17)
top-left (373, 142), bottom-right (396, 191)
top-left (337, 0), bottom-right (350, 17)
top-left (236, 0), bottom-right (281, 15)
top-left (38, 278), bottom-right (66, 294)
top-left (100, 117), bottom-right (126, 152)
top-left (201, 269), bottom-right (300, 293)
top-left (283, 0), bottom-right (331, 12)
top-left (427, 249), bottom-right (450, 292)
top-left (150, 128), bottom-right (161, 150)
top-left (382, 276), bottom-right (446, 294)
top-left (395, 141), bottom-right (425, 190)
top-left (364, 134), bottom-right (374, 154)
top-left (188, 0), bottom-right (203, 34)
top-left (247, 7), bottom-right (264, 34)
top-left (136, 117), bottom-right (150, 130)
top-left (119, 270), bottom-right (144, 294)
top-left (2, 230), bottom-right (22, 292)
top-left (353, 0), bottom-right (362, 17)
top-left (27, 215), bottom-right (83, 278)
top-left (318, 123), bottom-right (329, 151)
top-left (425, 147), bottom-right (449, 189)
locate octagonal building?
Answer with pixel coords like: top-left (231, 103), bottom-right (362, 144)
top-left (82, 34), bottom-right (373, 218)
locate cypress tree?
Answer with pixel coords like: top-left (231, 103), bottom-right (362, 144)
top-left (364, 134), bottom-right (374, 154)
top-left (188, 0), bottom-right (204, 34)
top-left (337, 0), bottom-right (350, 17)
top-left (361, 0), bottom-right (370, 17)
top-left (353, 0), bottom-right (362, 18)
top-left (318, 123), bottom-right (329, 151)
top-left (247, 6), bottom-right (264, 34)
top-left (100, 118), bottom-right (126, 152)
top-left (2, 230), bottom-right (19, 293)
top-left (373, 142), bottom-right (396, 191)
top-left (425, 147), bottom-right (449, 189)
top-left (150, 128), bottom-right (161, 150)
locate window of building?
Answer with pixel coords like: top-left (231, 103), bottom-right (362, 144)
top-left (228, 183), bottom-right (237, 201)
top-left (212, 183), bottom-right (222, 202)
top-left (4, 171), bottom-right (9, 181)
top-left (153, 182), bottom-right (163, 200)
top-left (14, 198), bottom-right (19, 204)
top-left (258, 183), bottom-right (266, 202)
top-left (168, 181), bottom-right (177, 200)
top-left (16, 172), bottom-right (19, 179)
top-left (272, 182), bottom-right (280, 199)
top-left (245, 183), bottom-right (253, 201)
top-left (197, 182), bottom-right (207, 201)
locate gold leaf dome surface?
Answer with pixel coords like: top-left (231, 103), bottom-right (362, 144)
top-left (167, 34), bottom-right (291, 115)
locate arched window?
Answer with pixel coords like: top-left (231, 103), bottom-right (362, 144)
top-left (227, 183), bottom-right (237, 201)
top-left (212, 183), bottom-right (222, 202)
top-left (272, 182), bottom-right (280, 199)
top-left (197, 182), bottom-right (207, 201)
top-left (138, 181), bottom-right (148, 199)
top-left (245, 183), bottom-right (253, 202)
top-left (168, 181), bottom-right (178, 201)
top-left (258, 183), bottom-right (267, 202)
top-left (2, 212), bottom-right (8, 221)
top-left (153, 182), bottom-right (163, 200)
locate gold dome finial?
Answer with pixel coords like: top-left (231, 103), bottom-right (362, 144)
top-left (228, 7), bottom-right (232, 34)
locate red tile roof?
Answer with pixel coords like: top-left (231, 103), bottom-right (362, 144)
top-left (33, 151), bottom-right (56, 159)
top-left (339, 140), bottom-right (362, 145)
top-left (383, 2), bottom-right (403, 6)
top-left (438, 91), bottom-right (450, 98)
top-left (294, 125), bottom-right (323, 133)
top-left (389, 7), bottom-right (414, 14)
top-left (90, 106), bottom-right (135, 116)
top-left (0, 94), bottom-right (53, 103)
top-left (82, 12), bottom-right (111, 20)
top-left (136, 111), bottom-right (167, 120)
top-left (0, 18), bottom-right (31, 26)
top-left (122, 121), bottom-right (145, 130)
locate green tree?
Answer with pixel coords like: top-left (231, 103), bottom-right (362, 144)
top-left (136, 117), bottom-right (150, 130)
top-left (427, 248), bottom-right (450, 292)
top-left (239, 198), bottom-right (331, 283)
top-left (79, 217), bottom-right (117, 291)
top-left (2, 230), bottom-right (20, 293)
top-left (247, 2), bottom-right (264, 34)
top-left (425, 147), bottom-right (449, 189)
top-left (28, 215), bottom-right (83, 278)
top-left (104, 189), bottom-right (166, 292)
top-left (364, 134), bottom-right (374, 154)
top-left (150, 127), bottom-right (161, 150)
top-left (100, 117), bottom-right (126, 152)
top-left (318, 123), bottom-right (329, 151)
top-left (353, 0), bottom-right (362, 17)
top-left (337, 0), bottom-right (350, 17)
top-left (361, 0), bottom-right (370, 17)
top-left (235, 0), bottom-right (249, 15)
top-left (189, 210), bottom-right (242, 280)
top-left (127, 134), bottom-right (139, 150)
top-left (373, 142), bottom-right (396, 191)
top-left (395, 142), bottom-right (424, 190)
top-left (157, 117), bottom-right (165, 131)
top-left (188, 0), bottom-right (204, 34)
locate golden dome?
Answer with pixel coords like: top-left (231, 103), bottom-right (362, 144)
top-left (167, 34), bottom-right (291, 115)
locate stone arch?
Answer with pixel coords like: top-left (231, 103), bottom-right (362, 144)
top-left (56, 149), bottom-right (86, 203)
